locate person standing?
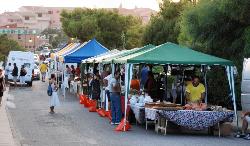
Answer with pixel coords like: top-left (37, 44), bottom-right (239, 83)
top-left (75, 64), bottom-right (81, 77)
top-left (130, 74), bottom-right (140, 92)
top-left (144, 71), bottom-right (158, 101)
top-left (103, 72), bottom-right (111, 110)
top-left (4, 63), bottom-right (12, 84)
top-left (90, 74), bottom-right (101, 108)
top-left (0, 69), bottom-right (6, 106)
top-left (40, 62), bottom-right (48, 82)
top-left (65, 65), bottom-right (71, 77)
top-left (20, 65), bottom-right (27, 87)
top-left (110, 71), bottom-right (122, 125)
top-left (71, 65), bottom-right (76, 78)
top-left (12, 63), bottom-right (18, 87)
top-left (185, 76), bottom-right (205, 104)
top-left (49, 74), bottom-right (60, 114)
top-left (140, 65), bottom-right (149, 89)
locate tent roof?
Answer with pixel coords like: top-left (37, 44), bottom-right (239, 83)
top-left (50, 43), bottom-right (73, 59)
top-left (114, 42), bottom-right (234, 66)
top-left (57, 43), bottom-right (81, 56)
top-left (62, 42), bottom-right (87, 57)
top-left (64, 38), bottom-right (109, 63)
top-left (82, 49), bottom-right (120, 63)
top-left (102, 44), bottom-right (155, 64)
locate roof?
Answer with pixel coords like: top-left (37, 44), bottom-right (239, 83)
top-left (64, 38), bottom-right (109, 63)
top-left (82, 49), bottom-right (120, 63)
top-left (114, 42), bottom-right (234, 66)
top-left (102, 44), bottom-right (155, 64)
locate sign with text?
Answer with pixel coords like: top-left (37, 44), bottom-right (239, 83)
top-left (0, 29), bottom-right (37, 34)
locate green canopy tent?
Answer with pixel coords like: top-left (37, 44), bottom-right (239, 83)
top-left (111, 42), bottom-right (237, 131)
top-left (102, 44), bottom-right (155, 64)
top-left (114, 42), bottom-right (233, 65)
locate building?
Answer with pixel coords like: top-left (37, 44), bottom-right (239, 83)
top-left (0, 6), bottom-right (156, 31)
top-left (0, 6), bottom-right (156, 50)
top-left (0, 24), bottom-right (49, 51)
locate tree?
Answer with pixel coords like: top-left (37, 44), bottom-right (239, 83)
top-left (60, 8), bottom-right (143, 49)
top-left (0, 35), bottom-right (24, 61)
top-left (178, 0), bottom-right (250, 107)
top-left (143, 0), bottom-right (190, 45)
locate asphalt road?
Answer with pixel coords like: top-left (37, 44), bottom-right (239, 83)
top-left (6, 81), bottom-right (250, 146)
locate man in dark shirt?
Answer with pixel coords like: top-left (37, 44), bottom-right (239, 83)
top-left (12, 63), bottom-right (18, 87)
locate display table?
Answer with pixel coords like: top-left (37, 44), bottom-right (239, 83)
top-left (145, 107), bottom-right (158, 130)
top-left (130, 104), bottom-right (145, 124)
top-left (155, 110), bottom-right (234, 136)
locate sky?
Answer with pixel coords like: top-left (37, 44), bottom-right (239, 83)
top-left (0, 0), bottom-right (162, 13)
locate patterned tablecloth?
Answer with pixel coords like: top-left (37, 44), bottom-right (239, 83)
top-left (130, 104), bottom-right (145, 124)
top-left (157, 110), bottom-right (234, 130)
top-left (145, 108), bottom-right (158, 120)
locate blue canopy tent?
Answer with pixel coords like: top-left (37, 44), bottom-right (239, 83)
top-left (64, 38), bottom-right (109, 63)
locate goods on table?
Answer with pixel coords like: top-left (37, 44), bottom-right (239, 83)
top-left (184, 103), bottom-right (207, 111)
top-left (152, 106), bottom-right (184, 111)
top-left (145, 102), bottom-right (177, 108)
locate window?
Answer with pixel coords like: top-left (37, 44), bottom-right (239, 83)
top-left (24, 16), bottom-right (30, 20)
top-left (48, 11), bottom-right (53, 14)
top-left (38, 13), bottom-right (42, 17)
top-left (18, 34), bottom-right (21, 40)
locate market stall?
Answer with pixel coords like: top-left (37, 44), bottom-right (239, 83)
top-left (111, 42), bottom-right (237, 134)
top-left (64, 38), bottom-right (109, 63)
top-left (62, 38), bottom-right (109, 98)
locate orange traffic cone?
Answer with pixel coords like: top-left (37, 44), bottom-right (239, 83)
top-left (88, 100), bottom-right (97, 112)
top-left (105, 110), bottom-right (112, 121)
top-left (97, 109), bottom-right (106, 117)
top-left (79, 95), bottom-right (84, 104)
top-left (115, 118), bottom-right (131, 132)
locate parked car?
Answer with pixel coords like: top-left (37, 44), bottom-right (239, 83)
top-left (33, 64), bottom-right (40, 80)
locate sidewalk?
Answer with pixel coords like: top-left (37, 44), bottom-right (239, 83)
top-left (0, 89), bottom-right (16, 146)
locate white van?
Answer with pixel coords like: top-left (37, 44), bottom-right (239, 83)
top-left (241, 58), bottom-right (250, 111)
top-left (6, 51), bottom-right (34, 86)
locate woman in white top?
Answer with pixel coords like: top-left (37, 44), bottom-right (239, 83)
top-left (49, 74), bottom-right (60, 114)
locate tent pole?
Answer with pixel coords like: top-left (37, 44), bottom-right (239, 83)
top-left (164, 65), bottom-right (168, 102)
top-left (230, 66), bottom-right (239, 130)
top-left (124, 63), bottom-right (132, 131)
top-left (180, 67), bottom-right (185, 105)
top-left (204, 66), bottom-right (208, 104)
